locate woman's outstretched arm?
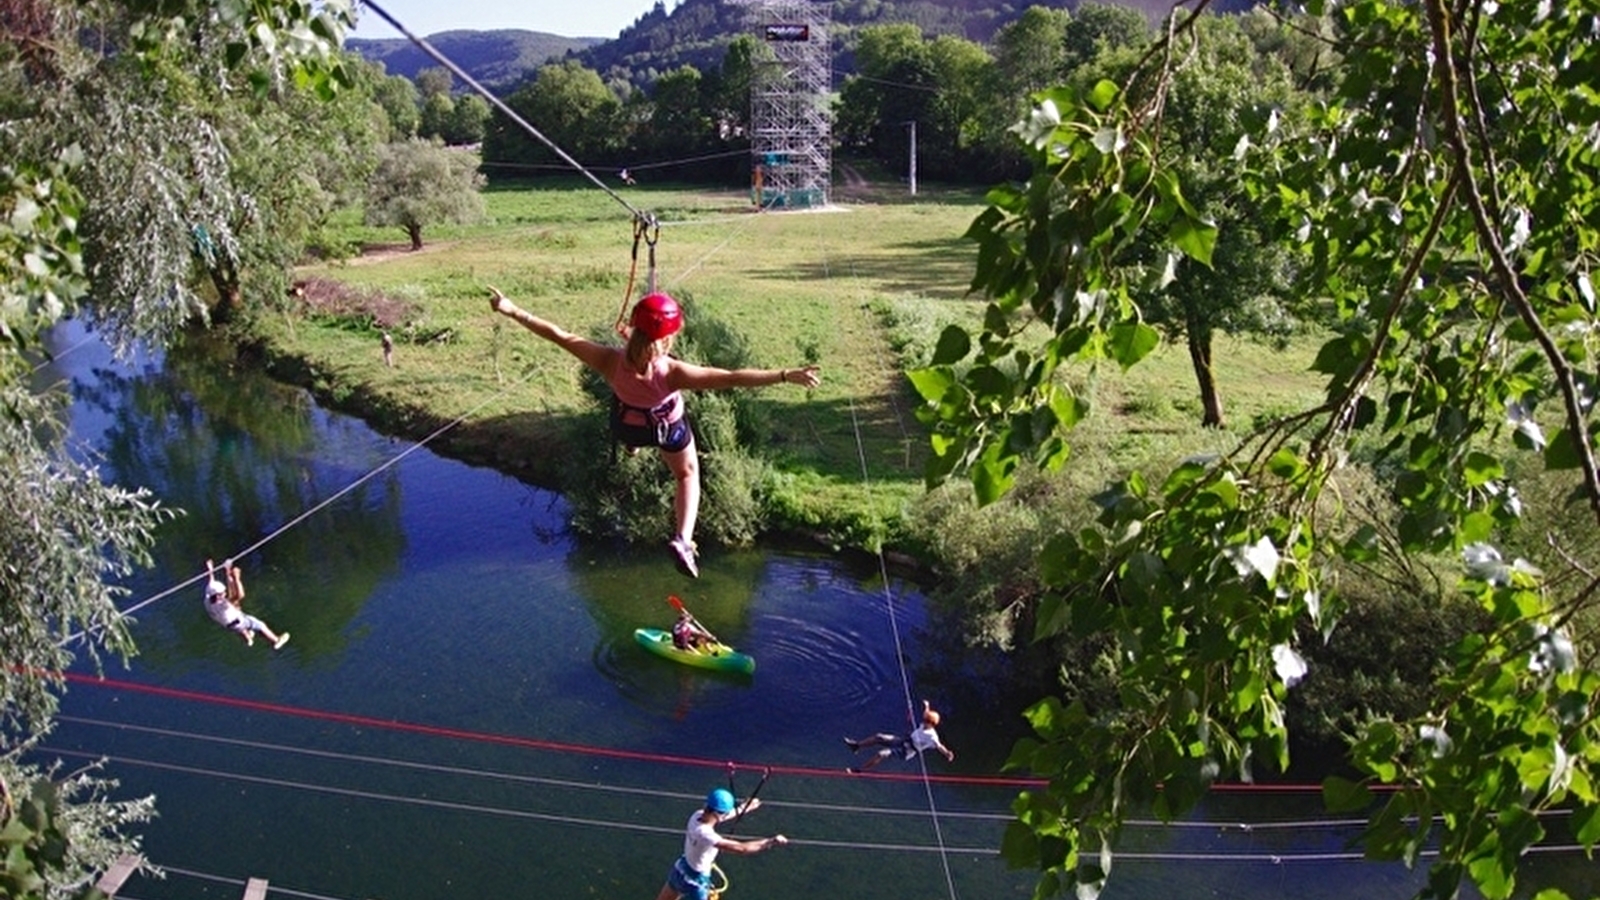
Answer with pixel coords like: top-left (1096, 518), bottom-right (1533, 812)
top-left (666, 360), bottom-right (821, 392)
top-left (487, 286), bottom-right (613, 372)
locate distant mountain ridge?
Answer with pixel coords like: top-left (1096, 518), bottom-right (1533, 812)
top-left (347, 29), bottom-right (600, 88)
top-left (346, 0), bottom-right (1262, 93)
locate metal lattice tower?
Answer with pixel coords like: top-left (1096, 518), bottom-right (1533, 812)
top-left (739, 0), bottom-right (831, 209)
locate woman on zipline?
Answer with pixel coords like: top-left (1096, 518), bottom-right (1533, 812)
top-left (488, 287), bottom-right (821, 577)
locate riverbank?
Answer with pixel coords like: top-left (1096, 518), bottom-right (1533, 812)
top-left (251, 181), bottom-right (992, 559)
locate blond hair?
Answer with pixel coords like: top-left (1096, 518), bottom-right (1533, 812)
top-left (624, 328), bottom-right (673, 373)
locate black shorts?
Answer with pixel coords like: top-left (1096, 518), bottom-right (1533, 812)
top-left (611, 400), bottom-right (692, 453)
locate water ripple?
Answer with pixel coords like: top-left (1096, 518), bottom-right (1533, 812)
top-left (746, 613), bottom-right (895, 715)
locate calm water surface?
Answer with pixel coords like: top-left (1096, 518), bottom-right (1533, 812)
top-left (34, 320), bottom-right (1589, 900)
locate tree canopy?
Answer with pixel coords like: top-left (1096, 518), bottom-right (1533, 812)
top-left (911, 2), bottom-right (1600, 898)
top-left (1, 1), bottom-right (363, 894)
top-left (365, 138), bottom-right (487, 250)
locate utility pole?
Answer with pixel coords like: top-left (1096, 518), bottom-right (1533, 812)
top-left (906, 120), bottom-right (917, 196)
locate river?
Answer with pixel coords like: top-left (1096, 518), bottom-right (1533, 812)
top-left (31, 319), bottom-right (1592, 900)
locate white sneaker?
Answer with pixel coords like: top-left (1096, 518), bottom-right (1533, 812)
top-left (669, 536), bottom-right (699, 578)
top-left (273, 633), bottom-right (291, 650)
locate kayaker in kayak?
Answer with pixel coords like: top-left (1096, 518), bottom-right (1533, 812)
top-left (844, 699), bottom-right (954, 773)
top-left (487, 287), bottom-right (820, 578)
top-left (671, 609), bottom-right (714, 650)
top-left (654, 787), bottom-right (786, 900)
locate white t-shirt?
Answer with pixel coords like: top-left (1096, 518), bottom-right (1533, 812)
top-left (681, 812), bottom-right (722, 874)
top-left (909, 724), bottom-right (942, 756)
top-left (203, 576), bottom-right (239, 627)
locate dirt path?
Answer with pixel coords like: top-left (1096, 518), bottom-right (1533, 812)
top-left (835, 161), bottom-right (871, 200)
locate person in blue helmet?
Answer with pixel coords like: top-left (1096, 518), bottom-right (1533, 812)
top-left (653, 787), bottom-right (787, 900)
top-left (488, 286), bottom-right (820, 578)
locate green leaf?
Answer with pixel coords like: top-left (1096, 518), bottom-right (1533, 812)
top-left (969, 365), bottom-right (1015, 401)
top-left (1460, 510), bottom-right (1495, 544)
top-left (1106, 321), bottom-right (1159, 370)
top-left (1542, 428), bottom-right (1587, 470)
top-left (1201, 473), bottom-right (1240, 510)
top-left (1039, 532), bottom-right (1083, 588)
top-left (1322, 776), bottom-right (1373, 813)
top-left (1001, 820), bottom-right (1042, 869)
top-left (905, 367), bottom-right (955, 404)
top-left (1092, 126), bottom-right (1124, 155)
top-left (1087, 79), bottom-right (1119, 112)
top-left (1342, 524), bottom-right (1380, 563)
top-left (1463, 451), bottom-right (1504, 487)
top-left (1467, 839), bottom-right (1515, 900)
top-left (974, 454), bottom-right (1016, 506)
top-left (1049, 390), bottom-right (1087, 431)
top-left (1266, 448), bottom-right (1305, 480)
top-left (1311, 334), bottom-right (1369, 377)
top-left (1569, 803), bottom-right (1600, 845)
top-left (1168, 212), bottom-right (1217, 267)
top-left (931, 324), bottom-right (972, 365)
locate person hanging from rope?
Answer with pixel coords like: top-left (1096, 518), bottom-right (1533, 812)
top-left (202, 558), bottom-right (290, 649)
top-left (654, 786), bottom-right (786, 900)
top-left (843, 699), bottom-right (954, 773)
top-left (487, 286), bottom-right (821, 578)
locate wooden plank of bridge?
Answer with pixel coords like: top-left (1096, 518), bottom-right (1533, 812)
top-left (242, 876), bottom-right (269, 900)
top-left (95, 854), bottom-right (141, 896)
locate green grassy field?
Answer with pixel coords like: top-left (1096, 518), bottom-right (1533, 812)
top-left (269, 176), bottom-right (1326, 552)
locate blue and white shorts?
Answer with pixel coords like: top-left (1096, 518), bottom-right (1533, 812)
top-left (665, 856), bottom-right (713, 900)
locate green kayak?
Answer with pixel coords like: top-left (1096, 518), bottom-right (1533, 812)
top-left (634, 628), bottom-right (755, 675)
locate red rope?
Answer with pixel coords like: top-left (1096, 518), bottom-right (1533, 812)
top-left (60, 672), bottom-right (1038, 787)
top-left (59, 672), bottom-right (1335, 793)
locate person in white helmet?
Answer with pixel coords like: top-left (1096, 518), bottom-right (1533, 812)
top-left (202, 558), bottom-right (289, 649)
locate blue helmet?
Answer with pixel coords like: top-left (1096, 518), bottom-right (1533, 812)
top-left (706, 788), bottom-right (736, 814)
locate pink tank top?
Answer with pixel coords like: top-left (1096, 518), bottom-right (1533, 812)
top-left (609, 355), bottom-right (684, 421)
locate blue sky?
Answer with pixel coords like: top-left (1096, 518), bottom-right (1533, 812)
top-left (353, 0), bottom-right (666, 41)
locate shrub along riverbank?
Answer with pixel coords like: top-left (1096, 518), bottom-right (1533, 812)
top-left (247, 179), bottom-right (1583, 766)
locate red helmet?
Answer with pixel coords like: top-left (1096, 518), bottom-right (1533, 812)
top-left (630, 292), bottom-right (683, 340)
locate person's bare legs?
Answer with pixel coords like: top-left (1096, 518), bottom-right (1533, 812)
top-left (661, 436), bottom-right (700, 544)
top-left (845, 733), bottom-right (896, 751)
top-left (249, 619), bottom-right (290, 650)
top-left (654, 884), bottom-right (679, 900)
top-left (661, 437), bottom-right (701, 576)
top-left (859, 750), bottom-right (892, 771)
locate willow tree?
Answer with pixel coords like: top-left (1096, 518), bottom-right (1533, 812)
top-left (911, 1), bottom-right (1600, 898)
top-left (364, 137), bottom-right (486, 251)
top-left (0, 2), bottom-right (356, 895)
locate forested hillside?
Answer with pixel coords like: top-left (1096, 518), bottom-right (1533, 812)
top-left (575, 0), bottom-right (1261, 88)
top-left (346, 0), bottom-right (1261, 93)
top-left (347, 29), bottom-right (599, 89)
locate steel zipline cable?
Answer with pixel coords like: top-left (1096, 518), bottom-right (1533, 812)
top-left (36, 742), bottom-right (1597, 870)
top-left (69, 355), bottom-right (551, 635)
top-left (359, 0), bottom-right (642, 220)
top-left (844, 332), bottom-right (961, 900)
top-left (73, 713), bottom-right (1555, 834)
top-left (53, 0), bottom-right (774, 638)
top-left (57, 672), bottom-right (1041, 787)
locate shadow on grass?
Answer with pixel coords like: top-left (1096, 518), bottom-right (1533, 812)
top-left (745, 233), bottom-right (979, 302)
